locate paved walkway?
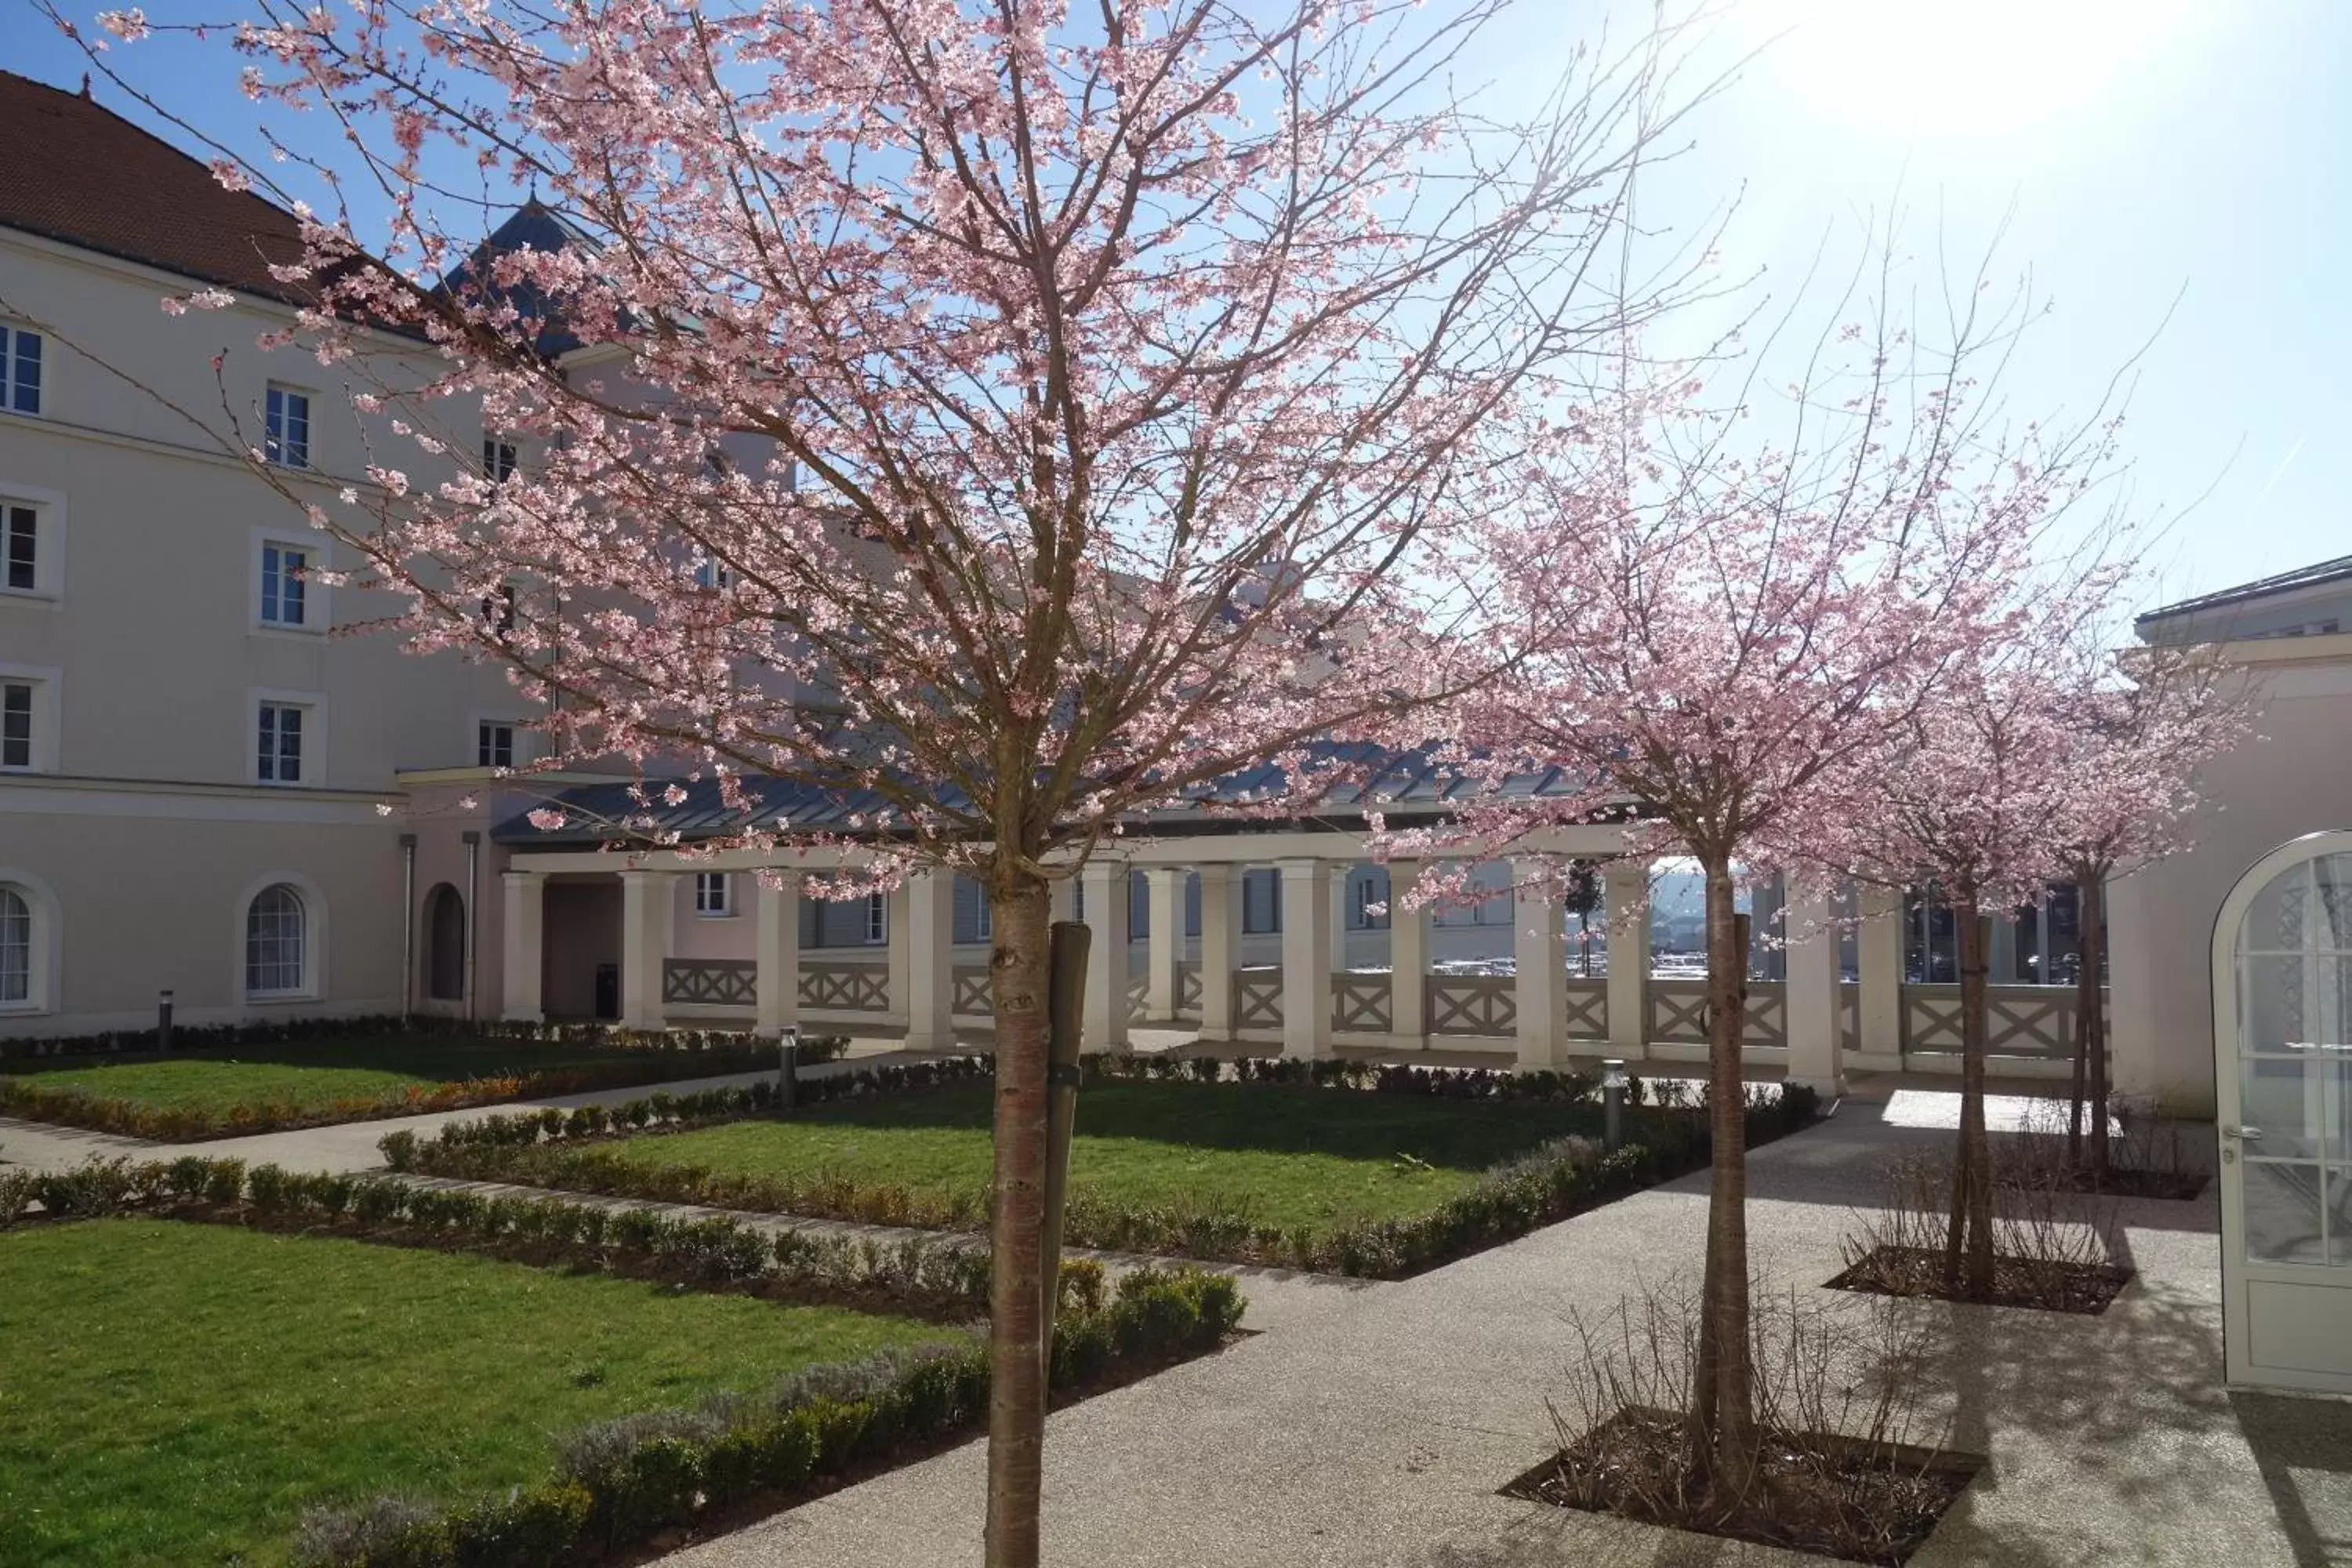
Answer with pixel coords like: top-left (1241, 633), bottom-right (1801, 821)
top-left (653, 1096), bottom-right (2351, 1568)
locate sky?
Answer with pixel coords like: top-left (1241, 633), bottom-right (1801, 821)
top-left (11, 0), bottom-right (2343, 608)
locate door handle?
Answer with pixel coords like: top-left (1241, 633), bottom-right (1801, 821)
top-left (2222, 1126), bottom-right (2263, 1141)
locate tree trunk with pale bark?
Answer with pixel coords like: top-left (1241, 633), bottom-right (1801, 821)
top-left (1688, 855), bottom-right (1759, 1501)
top-left (982, 874), bottom-right (1053, 1568)
top-left (1946, 903), bottom-right (1996, 1300)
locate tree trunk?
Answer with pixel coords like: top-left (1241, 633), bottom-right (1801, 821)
top-left (1947, 904), bottom-right (1995, 1301)
top-left (982, 874), bottom-right (1054, 1568)
top-left (2081, 874), bottom-right (2111, 1178)
top-left (1687, 857), bottom-right (1758, 1501)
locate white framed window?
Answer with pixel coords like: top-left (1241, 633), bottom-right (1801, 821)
top-left (2, 681), bottom-right (30, 771)
top-left (252, 690), bottom-right (324, 786)
top-left (693, 556), bottom-right (733, 590)
top-left (243, 882), bottom-right (312, 997)
top-left (4, 502), bottom-right (35, 593)
top-left (260, 540), bottom-right (308, 626)
top-left (1352, 872), bottom-right (1390, 931)
top-left (252, 528), bottom-right (327, 632)
top-left (695, 871), bottom-right (733, 917)
top-left (865, 891), bottom-right (887, 944)
top-left (264, 383), bottom-right (311, 468)
top-left (477, 720), bottom-right (515, 769)
top-left (0, 325), bottom-right (42, 416)
top-left (482, 435), bottom-right (518, 485)
top-left (0, 870), bottom-right (59, 1014)
top-left (0, 665), bottom-right (58, 773)
top-left (974, 887), bottom-right (993, 941)
top-left (0, 483), bottom-right (66, 604)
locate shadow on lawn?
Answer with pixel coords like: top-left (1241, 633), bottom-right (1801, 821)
top-left (757, 1079), bottom-right (1614, 1173)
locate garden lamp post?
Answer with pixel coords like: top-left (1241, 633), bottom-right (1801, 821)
top-left (1601, 1058), bottom-right (1628, 1152)
top-left (778, 1024), bottom-right (800, 1110)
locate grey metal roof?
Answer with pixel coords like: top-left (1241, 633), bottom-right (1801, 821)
top-left (2136, 553), bottom-right (2352, 626)
top-left (492, 746), bottom-right (1609, 848)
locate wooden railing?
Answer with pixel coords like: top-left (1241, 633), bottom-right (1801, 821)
top-left (1177, 961), bottom-right (1202, 1015)
top-left (1563, 979), bottom-right (1608, 1040)
top-left (662, 958), bottom-right (756, 1007)
top-left (1646, 978), bottom-right (1788, 1049)
top-left (1903, 984), bottom-right (2090, 1058)
top-left (1127, 971), bottom-right (1149, 1023)
top-left (1428, 973), bottom-right (1515, 1037)
top-left (952, 965), bottom-right (990, 1015)
top-left (800, 961), bottom-right (890, 1013)
top-left (1234, 968), bottom-right (1283, 1030)
top-left (1331, 972), bottom-right (1392, 1033)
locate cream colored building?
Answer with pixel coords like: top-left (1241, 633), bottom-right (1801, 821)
top-left (0, 72), bottom-right (534, 1036)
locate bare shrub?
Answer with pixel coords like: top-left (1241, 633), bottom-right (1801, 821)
top-left (1835, 1151), bottom-right (2129, 1313)
top-left (1513, 1276), bottom-right (1969, 1564)
top-left (2002, 1094), bottom-right (2209, 1200)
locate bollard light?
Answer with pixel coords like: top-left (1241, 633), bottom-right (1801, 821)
top-left (157, 990), bottom-right (176, 1053)
top-left (777, 1025), bottom-right (800, 1110)
top-left (1600, 1057), bottom-right (1628, 1152)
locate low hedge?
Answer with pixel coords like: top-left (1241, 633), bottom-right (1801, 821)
top-left (288, 1265), bottom-right (1243, 1568)
top-left (0, 1156), bottom-right (992, 1317)
top-left (385, 1062), bottom-right (1820, 1279)
top-left (0, 1031), bottom-right (849, 1142)
top-left (0, 1012), bottom-right (844, 1062)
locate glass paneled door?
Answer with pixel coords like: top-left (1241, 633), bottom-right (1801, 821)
top-left (2216, 833), bottom-right (2352, 1395)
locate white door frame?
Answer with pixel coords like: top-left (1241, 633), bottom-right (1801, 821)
top-left (2212, 828), bottom-right (2352, 1396)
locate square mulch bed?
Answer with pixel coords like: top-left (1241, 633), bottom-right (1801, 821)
top-left (1828, 1243), bottom-right (2132, 1315)
top-left (1503, 1407), bottom-right (1980, 1566)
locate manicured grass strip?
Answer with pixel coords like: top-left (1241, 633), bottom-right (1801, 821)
top-left (600, 1081), bottom-right (1607, 1234)
top-left (0, 1033), bottom-right (775, 1139)
top-left (0, 1218), bottom-right (942, 1568)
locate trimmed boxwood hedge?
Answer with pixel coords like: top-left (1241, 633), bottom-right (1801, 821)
top-left (0, 1155), bottom-right (992, 1317)
top-left (0, 1023), bottom-right (849, 1142)
top-left (286, 1265), bottom-right (1241, 1568)
top-left (382, 1055), bottom-right (1820, 1278)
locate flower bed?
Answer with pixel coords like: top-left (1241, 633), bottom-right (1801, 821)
top-left (383, 1058), bottom-right (1820, 1277)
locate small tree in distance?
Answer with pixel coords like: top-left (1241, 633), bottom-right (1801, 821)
top-left (64, 2), bottom-right (1715, 1562)
top-left (1400, 264), bottom-right (2121, 1496)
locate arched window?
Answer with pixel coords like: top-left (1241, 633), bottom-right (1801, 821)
top-left (0, 885), bottom-right (28, 1004)
top-left (424, 884), bottom-right (466, 1001)
top-left (246, 884), bottom-right (307, 996)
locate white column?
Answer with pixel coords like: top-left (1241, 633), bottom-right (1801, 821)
top-left (1145, 867), bottom-right (1183, 1021)
top-left (1196, 864), bottom-right (1237, 1041)
top-left (1783, 886), bottom-right (1846, 1095)
top-left (499, 869), bottom-right (545, 1022)
top-left (1279, 859), bottom-right (1334, 1058)
top-left (753, 874), bottom-right (800, 1036)
top-left (1080, 858), bottom-right (1131, 1051)
top-left (1858, 884), bottom-right (1906, 1068)
top-left (904, 870), bottom-right (955, 1051)
top-left (1386, 859), bottom-right (1427, 1053)
top-left (1513, 859), bottom-right (1569, 1071)
top-left (1050, 875), bottom-right (1077, 926)
top-left (1606, 862), bottom-right (1651, 1060)
top-left (1330, 867), bottom-right (1352, 972)
top-left (619, 868), bottom-right (673, 1032)
top-left (885, 885), bottom-right (911, 1026)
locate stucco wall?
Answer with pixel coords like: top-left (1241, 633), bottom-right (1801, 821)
top-left (0, 804), bottom-right (402, 1035)
top-left (2108, 647), bottom-right (2352, 1116)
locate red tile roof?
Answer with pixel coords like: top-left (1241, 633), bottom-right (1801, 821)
top-left (0, 69), bottom-right (309, 303)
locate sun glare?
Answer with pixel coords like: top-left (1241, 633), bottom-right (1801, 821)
top-left (1752, 0), bottom-right (2199, 139)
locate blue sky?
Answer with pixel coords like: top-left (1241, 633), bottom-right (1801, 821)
top-left (14, 0), bottom-right (2343, 608)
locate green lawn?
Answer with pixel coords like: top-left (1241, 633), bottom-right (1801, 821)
top-left (0, 1218), bottom-right (942, 1567)
top-left (601, 1082), bottom-right (1605, 1234)
top-left (0, 1033), bottom-right (745, 1120)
